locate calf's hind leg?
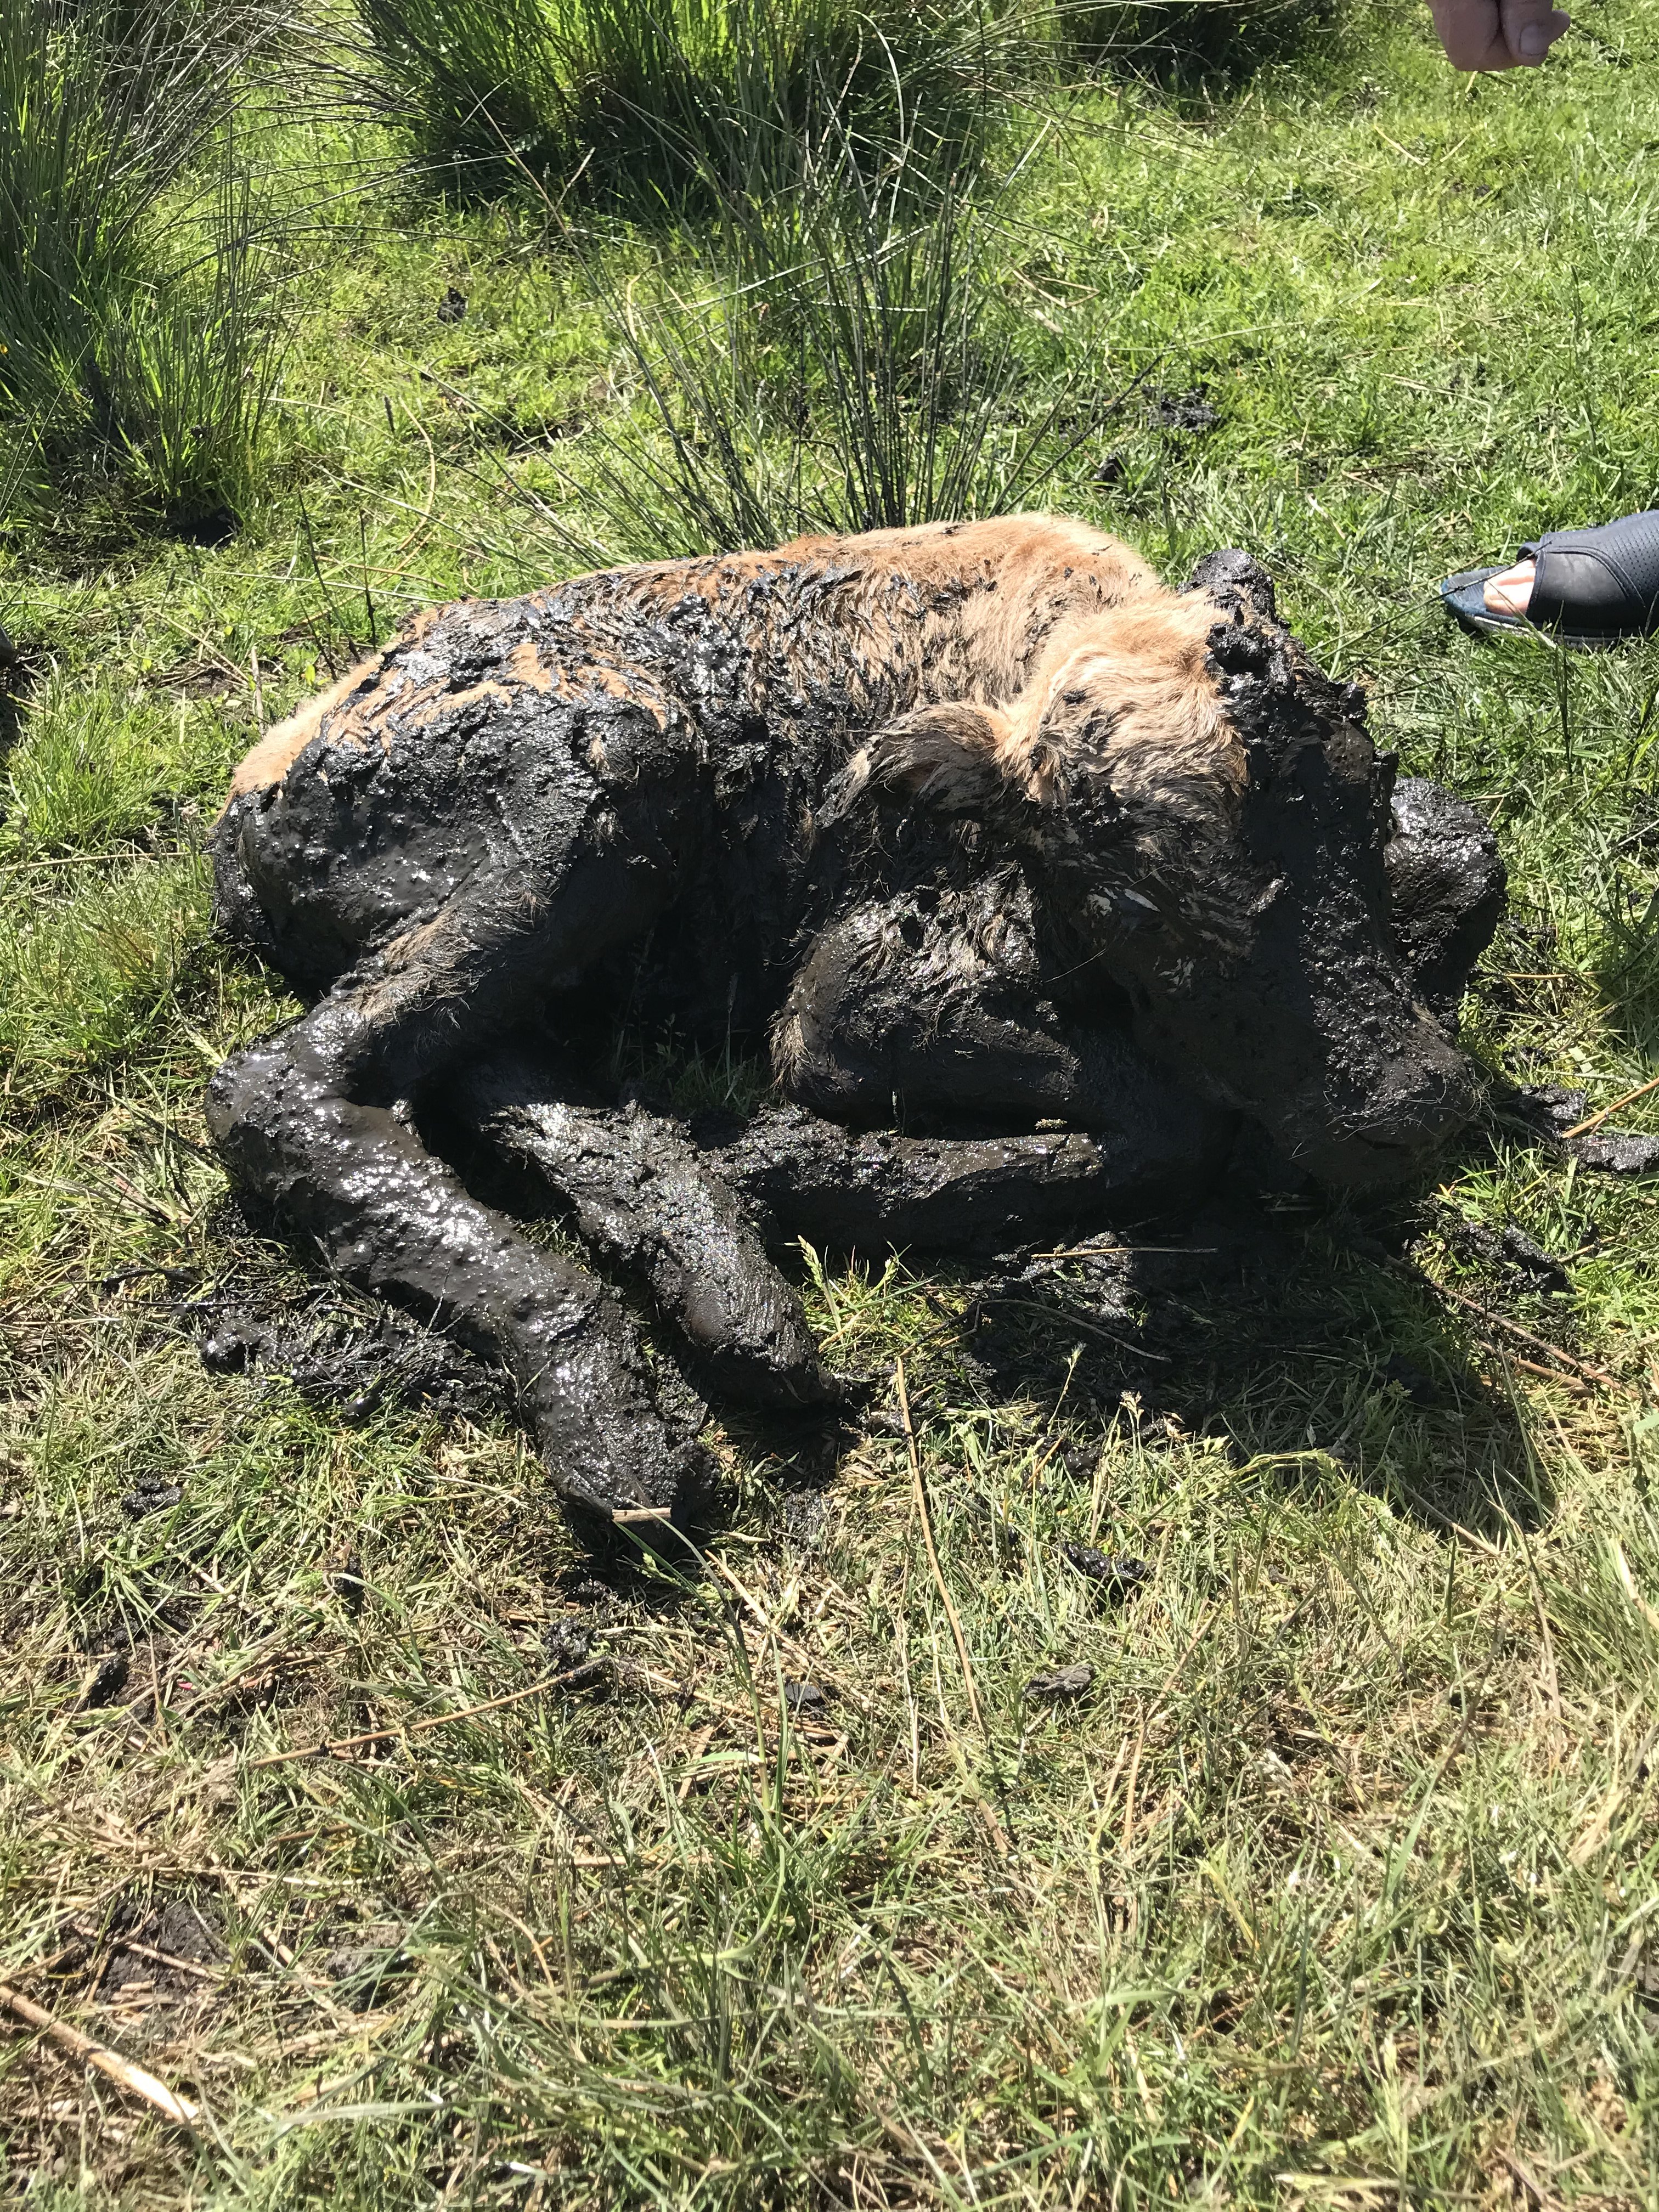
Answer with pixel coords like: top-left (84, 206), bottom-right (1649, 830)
top-left (207, 876), bottom-right (701, 1519)
top-left (447, 1049), bottom-right (831, 1412)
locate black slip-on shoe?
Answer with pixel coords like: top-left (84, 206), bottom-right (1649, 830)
top-left (1441, 508), bottom-right (1659, 649)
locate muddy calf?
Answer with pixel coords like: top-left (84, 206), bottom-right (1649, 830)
top-left (208, 516), bottom-right (1503, 1517)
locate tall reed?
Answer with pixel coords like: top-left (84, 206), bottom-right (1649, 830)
top-left (0, 0), bottom-right (292, 531)
top-left (567, 141), bottom-right (1092, 560)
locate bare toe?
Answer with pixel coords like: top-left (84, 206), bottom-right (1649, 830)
top-left (1483, 560), bottom-right (1536, 616)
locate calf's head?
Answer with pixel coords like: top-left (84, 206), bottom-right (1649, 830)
top-left (859, 554), bottom-right (1480, 1187)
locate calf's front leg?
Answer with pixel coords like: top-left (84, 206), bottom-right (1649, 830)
top-left (774, 870), bottom-right (1234, 1167)
top-left (447, 1050), bottom-right (831, 1410)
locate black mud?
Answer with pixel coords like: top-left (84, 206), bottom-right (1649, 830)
top-left (1385, 776), bottom-right (1509, 1021)
top-left (204, 529), bottom-right (1508, 1517)
top-left (450, 1056), bottom-right (830, 1409)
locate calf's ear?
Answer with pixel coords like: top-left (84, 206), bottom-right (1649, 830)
top-left (826, 702), bottom-right (1021, 823)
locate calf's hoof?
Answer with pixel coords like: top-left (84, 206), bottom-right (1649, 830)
top-left (520, 1293), bottom-right (707, 1521)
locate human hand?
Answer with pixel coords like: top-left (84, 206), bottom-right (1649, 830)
top-left (1427, 0), bottom-right (1569, 67)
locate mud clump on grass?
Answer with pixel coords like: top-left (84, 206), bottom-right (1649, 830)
top-left (1568, 1128), bottom-right (1659, 1173)
top-left (186, 1279), bottom-right (508, 1426)
top-left (121, 1475), bottom-right (184, 1520)
top-left (1148, 385), bottom-right (1220, 433)
top-left (1062, 1542), bottom-right (1151, 1598)
top-left (543, 1615), bottom-right (596, 1672)
top-left (1026, 1662), bottom-right (1096, 1700)
top-left (1492, 1080), bottom-right (1659, 1176)
top-left (75, 1651), bottom-right (131, 1711)
top-left (99, 1899), bottom-right (226, 2003)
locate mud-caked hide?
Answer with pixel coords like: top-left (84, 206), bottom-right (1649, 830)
top-left (996, 554), bottom-right (1482, 1185)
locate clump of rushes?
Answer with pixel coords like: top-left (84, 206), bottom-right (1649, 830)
top-left (97, 136), bottom-right (296, 538)
top-left (0, 0), bottom-right (293, 536)
top-left (1063, 0), bottom-right (1340, 85)
top-left (567, 142), bottom-right (1093, 558)
top-left (351, 0), bottom-right (1042, 205)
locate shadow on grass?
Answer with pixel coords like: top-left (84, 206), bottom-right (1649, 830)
top-left (1066, 0), bottom-right (1345, 97)
top-left (184, 1148), bottom-right (1556, 1580)
top-left (923, 1204), bottom-right (1554, 1539)
top-left (0, 655), bottom-right (29, 764)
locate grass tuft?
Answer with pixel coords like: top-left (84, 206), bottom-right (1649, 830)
top-left (0, 0), bottom-right (298, 535)
top-left (1067, 0), bottom-right (1345, 86)
top-left (352, 0), bottom-right (1038, 204)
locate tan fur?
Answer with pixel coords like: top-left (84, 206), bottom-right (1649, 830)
top-left (997, 594), bottom-right (1238, 806)
top-left (770, 1005), bottom-right (809, 1090)
top-left (848, 590), bottom-right (1236, 830)
top-left (225, 656), bottom-right (379, 803)
top-left (507, 639), bottom-right (556, 693)
top-left (223, 515), bottom-right (1214, 817)
top-left (843, 702), bottom-right (1015, 816)
top-left (606, 515), bottom-right (1161, 720)
top-left (224, 605), bottom-right (455, 808)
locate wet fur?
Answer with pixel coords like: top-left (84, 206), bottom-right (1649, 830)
top-left (208, 515), bottom-right (1499, 1517)
top-left (227, 516), bottom-right (1204, 814)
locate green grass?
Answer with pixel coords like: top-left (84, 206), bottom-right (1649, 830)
top-left (0, 0), bottom-right (300, 535)
top-left (5, 1), bottom-right (1659, 2202)
top-left (349, 0), bottom-right (1036, 205)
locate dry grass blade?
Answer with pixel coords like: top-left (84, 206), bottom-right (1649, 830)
top-left (895, 1355), bottom-right (985, 1740)
top-left (1560, 1072), bottom-right (1659, 1139)
top-left (0, 1985), bottom-right (201, 2128)
top-left (1409, 1267), bottom-right (1628, 1392)
top-left (245, 1658), bottom-right (610, 1768)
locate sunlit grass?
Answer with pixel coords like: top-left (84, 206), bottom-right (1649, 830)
top-left (3, 0), bottom-right (1659, 2201)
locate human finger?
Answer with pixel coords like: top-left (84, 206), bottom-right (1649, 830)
top-left (1498, 0), bottom-right (1570, 61)
top-left (1427, 0), bottom-right (1515, 70)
